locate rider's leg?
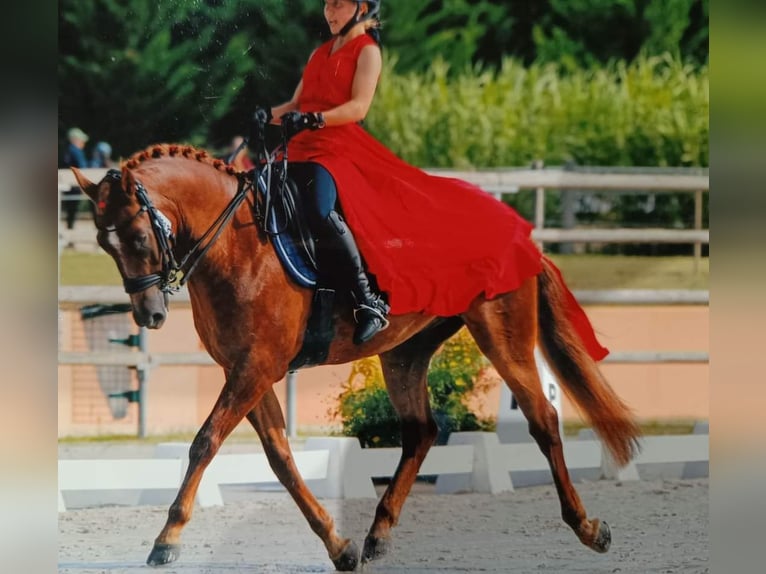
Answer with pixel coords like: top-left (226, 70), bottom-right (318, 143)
top-left (292, 162), bottom-right (389, 344)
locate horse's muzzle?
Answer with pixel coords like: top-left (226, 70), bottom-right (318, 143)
top-left (130, 292), bottom-right (168, 329)
top-left (132, 307), bottom-right (167, 329)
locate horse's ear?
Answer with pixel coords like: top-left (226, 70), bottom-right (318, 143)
top-left (71, 167), bottom-right (99, 203)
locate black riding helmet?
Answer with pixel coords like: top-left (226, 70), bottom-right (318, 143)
top-left (337, 0), bottom-right (381, 37)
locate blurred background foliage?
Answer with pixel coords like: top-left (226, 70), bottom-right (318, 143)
top-left (59, 0), bottom-right (708, 255)
top-left (59, 0), bottom-right (708, 160)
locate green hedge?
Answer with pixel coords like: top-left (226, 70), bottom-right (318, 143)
top-left (366, 54), bottom-right (708, 169)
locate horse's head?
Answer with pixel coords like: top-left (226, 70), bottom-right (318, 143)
top-left (72, 167), bottom-right (172, 329)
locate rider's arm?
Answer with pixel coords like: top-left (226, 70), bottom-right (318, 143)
top-left (319, 44), bottom-right (382, 126)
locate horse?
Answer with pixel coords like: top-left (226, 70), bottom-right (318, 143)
top-left (71, 143), bottom-right (640, 571)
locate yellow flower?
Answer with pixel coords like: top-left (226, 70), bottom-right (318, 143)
top-left (372, 436), bottom-right (381, 443)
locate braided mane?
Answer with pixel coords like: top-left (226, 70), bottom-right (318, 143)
top-left (121, 144), bottom-right (241, 176)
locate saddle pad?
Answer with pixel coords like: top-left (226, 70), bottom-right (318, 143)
top-left (267, 209), bottom-right (317, 288)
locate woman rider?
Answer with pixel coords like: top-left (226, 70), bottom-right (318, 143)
top-left (254, 0), bottom-right (607, 362)
top-left (257, 0), bottom-right (388, 345)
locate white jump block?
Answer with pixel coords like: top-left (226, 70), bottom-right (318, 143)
top-left (502, 440), bottom-right (602, 472)
top-left (357, 444), bottom-right (474, 478)
top-left (140, 442), bottom-right (331, 507)
top-left (498, 438), bottom-right (602, 487)
top-left (436, 432), bottom-right (513, 494)
top-left (59, 458), bottom-right (184, 512)
top-left (137, 442), bottom-right (192, 506)
top-left (201, 450), bottom-right (330, 506)
top-left (437, 433), bottom-right (603, 492)
top-left (602, 434), bottom-right (709, 481)
top-left (304, 437), bottom-right (377, 499)
top-left (305, 439), bottom-right (474, 499)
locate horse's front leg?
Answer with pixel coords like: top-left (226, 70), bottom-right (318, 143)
top-left (244, 388), bottom-right (359, 571)
top-left (146, 356), bottom-right (275, 566)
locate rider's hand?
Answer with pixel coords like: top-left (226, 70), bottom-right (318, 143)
top-left (280, 111), bottom-right (325, 140)
top-left (249, 106), bottom-right (273, 147)
top-left (253, 106), bottom-right (272, 125)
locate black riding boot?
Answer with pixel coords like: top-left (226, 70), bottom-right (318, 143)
top-left (323, 210), bottom-right (389, 345)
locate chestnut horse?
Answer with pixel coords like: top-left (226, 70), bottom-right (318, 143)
top-left (72, 144), bottom-right (640, 571)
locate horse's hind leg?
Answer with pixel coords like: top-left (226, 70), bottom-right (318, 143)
top-left (245, 388), bottom-right (359, 571)
top-left (362, 318), bottom-right (463, 564)
top-left (462, 284), bottom-right (611, 553)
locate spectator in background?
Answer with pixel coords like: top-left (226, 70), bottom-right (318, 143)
top-left (90, 141), bottom-right (116, 168)
top-left (62, 127), bottom-right (89, 230)
top-left (226, 135), bottom-right (254, 172)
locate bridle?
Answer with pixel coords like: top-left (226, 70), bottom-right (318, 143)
top-left (98, 168), bottom-right (254, 295)
top-left (99, 131), bottom-right (294, 297)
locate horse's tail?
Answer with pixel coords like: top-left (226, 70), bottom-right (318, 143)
top-left (537, 256), bottom-right (641, 467)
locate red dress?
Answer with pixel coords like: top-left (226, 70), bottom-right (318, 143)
top-left (288, 34), bottom-right (608, 360)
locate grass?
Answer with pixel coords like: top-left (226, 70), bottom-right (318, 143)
top-left (60, 252), bottom-right (123, 285)
top-left (548, 254), bottom-right (708, 290)
top-left (59, 420), bottom-right (701, 444)
top-left (562, 419), bottom-right (697, 437)
top-left (59, 251), bottom-right (708, 290)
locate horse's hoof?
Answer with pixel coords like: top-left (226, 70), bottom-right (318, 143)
top-left (331, 539), bottom-right (359, 572)
top-left (361, 534), bottom-right (391, 563)
top-left (146, 542), bottom-right (181, 566)
top-left (591, 520), bottom-right (611, 553)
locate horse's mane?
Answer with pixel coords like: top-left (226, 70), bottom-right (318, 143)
top-left (121, 144), bottom-right (241, 177)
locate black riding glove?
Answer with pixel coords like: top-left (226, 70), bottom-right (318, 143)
top-left (280, 111), bottom-right (325, 140)
top-left (249, 106), bottom-right (273, 147)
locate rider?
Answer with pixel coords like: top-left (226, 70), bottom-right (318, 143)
top-left (252, 1), bottom-right (549, 351)
top-left (255, 0), bottom-right (387, 346)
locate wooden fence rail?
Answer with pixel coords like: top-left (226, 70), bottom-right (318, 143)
top-left (58, 167), bottom-right (710, 193)
top-left (58, 166), bottom-right (710, 259)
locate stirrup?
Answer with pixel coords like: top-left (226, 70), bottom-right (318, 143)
top-left (353, 303), bottom-right (390, 332)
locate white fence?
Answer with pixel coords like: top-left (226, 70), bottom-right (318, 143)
top-left (58, 430), bottom-right (709, 511)
top-left (59, 166), bottom-right (709, 250)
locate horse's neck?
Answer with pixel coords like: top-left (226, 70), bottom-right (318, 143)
top-left (148, 163), bottom-right (242, 240)
top-left (161, 165), bottom-right (265, 278)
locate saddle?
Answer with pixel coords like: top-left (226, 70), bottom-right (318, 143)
top-left (261, 163), bottom-right (318, 288)
top-left (253, 163), bottom-right (337, 370)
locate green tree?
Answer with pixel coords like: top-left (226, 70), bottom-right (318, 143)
top-left (382, 0), bottom-right (506, 72)
top-left (59, 1), bottom-right (708, 157)
top-left (58, 0), bottom-right (323, 158)
top-left (381, 0), bottom-right (708, 72)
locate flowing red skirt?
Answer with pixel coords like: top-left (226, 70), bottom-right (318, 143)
top-left (288, 123), bottom-right (608, 360)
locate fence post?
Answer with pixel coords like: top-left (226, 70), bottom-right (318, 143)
top-left (137, 327), bottom-right (149, 438)
top-left (285, 370), bottom-right (298, 439)
top-left (694, 189), bottom-right (703, 274)
top-left (532, 160), bottom-right (545, 250)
